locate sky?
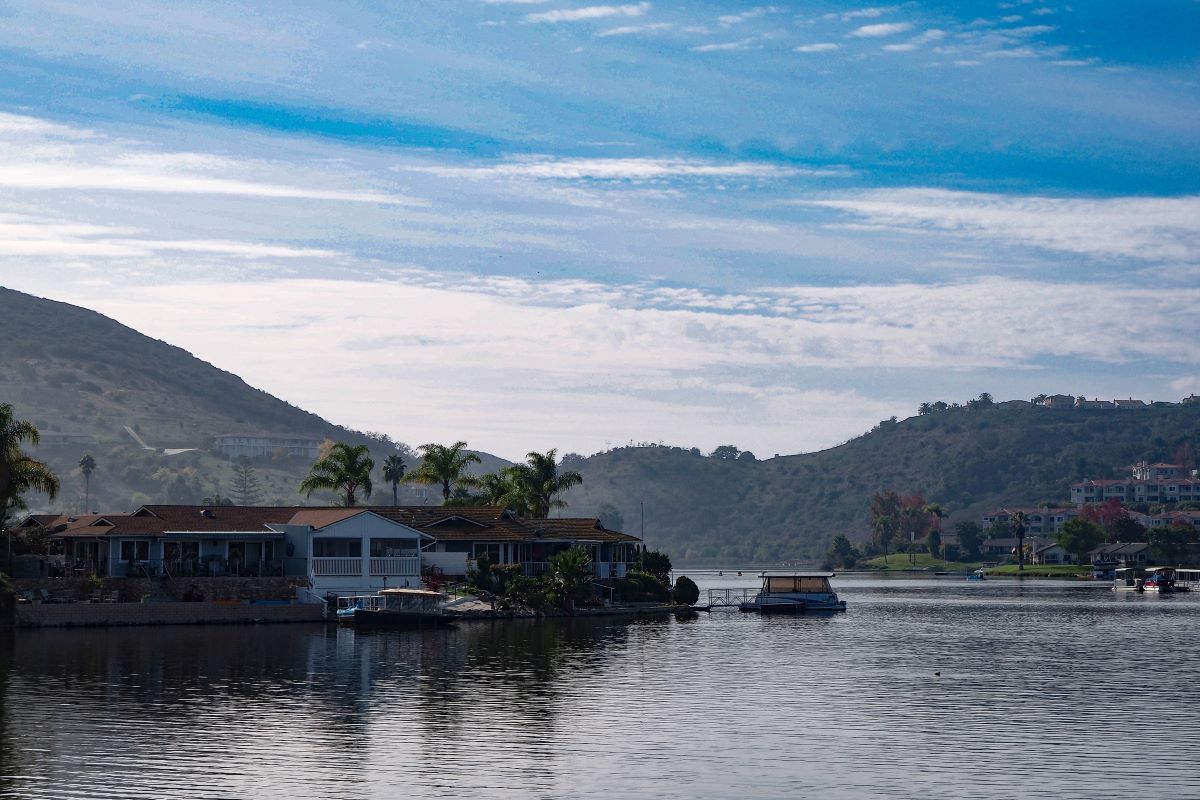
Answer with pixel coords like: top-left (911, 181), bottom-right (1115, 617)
top-left (0, 0), bottom-right (1198, 460)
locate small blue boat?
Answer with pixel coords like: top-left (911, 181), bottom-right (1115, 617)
top-left (739, 572), bottom-right (847, 614)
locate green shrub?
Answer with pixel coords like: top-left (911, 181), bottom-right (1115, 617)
top-left (617, 570), bottom-right (668, 602)
top-left (501, 574), bottom-right (551, 610)
top-left (672, 575), bottom-right (699, 605)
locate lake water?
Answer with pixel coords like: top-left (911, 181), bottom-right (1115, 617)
top-left (3, 574), bottom-right (1199, 799)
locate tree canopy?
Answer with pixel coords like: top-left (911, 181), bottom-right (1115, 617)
top-left (381, 453), bottom-right (407, 505)
top-left (405, 441), bottom-right (481, 502)
top-left (1055, 517), bottom-right (1105, 564)
top-left (299, 442), bottom-right (374, 507)
top-left (0, 403), bottom-right (59, 529)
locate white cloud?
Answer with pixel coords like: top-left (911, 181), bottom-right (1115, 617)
top-left (794, 42), bottom-right (840, 53)
top-left (525, 3), bottom-right (649, 23)
top-left (718, 6), bottom-right (779, 26)
top-left (848, 22), bottom-right (913, 37)
top-left (802, 188), bottom-right (1200, 263)
top-left (882, 28), bottom-right (945, 51)
top-left (691, 37), bottom-right (758, 52)
top-left (0, 112), bottom-right (420, 206)
top-left (596, 22), bottom-right (671, 36)
top-left (399, 155), bottom-right (811, 181)
top-left (826, 6), bottom-right (900, 22)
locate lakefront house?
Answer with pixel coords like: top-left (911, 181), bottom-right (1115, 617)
top-left (23, 504), bottom-right (641, 596)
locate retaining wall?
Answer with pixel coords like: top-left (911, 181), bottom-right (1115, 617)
top-left (14, 600), bottom-right (324, 628)
top-left (13, 576), bottom-right (306, 604)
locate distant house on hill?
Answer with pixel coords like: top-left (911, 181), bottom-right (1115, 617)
top-left (1113, 397), bottom-right (1147, 410)
top-left (981, 507), bottom-right (1078, 535)
top-left (1039, 394), bottom-right (1075, 409)
top-left (1182, 394), bottom-right (1200, 406)
top-left (1132, 461), bottom-right (1187, 480)
top-left (1076, 398), bottom-right (1113, 410)
top-left (213, 433), bottom-right (322, 460)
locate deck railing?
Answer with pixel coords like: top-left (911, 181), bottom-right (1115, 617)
top-left (311, 557), bottom-right (362, 576)
top-left (369, 557), bottom-right (420, 576)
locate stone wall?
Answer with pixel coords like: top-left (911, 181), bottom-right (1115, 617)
top-left (14, 601), bottom-right (324, 628)
top-left (12, 576), bottom-right (307, 604)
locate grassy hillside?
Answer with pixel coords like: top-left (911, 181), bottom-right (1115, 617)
top-left (562, 402), bottom-right (1200, 563)
top-left (7, 286), bottom-right (1197, 564)
top-left (0, 287), bottom-right (508, 512)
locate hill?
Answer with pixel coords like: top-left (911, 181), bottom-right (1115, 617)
top-left (6, 287), bottom-right (1198, 564)
top-left (0, 287), bottom-right (509, 511)
top-left (562, 401), bottom-right (1200, 563)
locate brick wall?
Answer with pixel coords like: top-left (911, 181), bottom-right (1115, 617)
top-left (15, 601), bottom-right (324, 628)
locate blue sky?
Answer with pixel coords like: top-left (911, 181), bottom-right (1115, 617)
top-left (0, 1), bottom-right (1197, 459)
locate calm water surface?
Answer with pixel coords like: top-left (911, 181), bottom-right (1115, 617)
top-left (2, 575), bottom-right (1199, 799)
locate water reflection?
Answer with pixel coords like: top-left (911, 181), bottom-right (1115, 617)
top-left (1, 582), bottom-right (1199, 799)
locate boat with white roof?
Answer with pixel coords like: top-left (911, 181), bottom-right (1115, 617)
top-left (737, 572), bottom-right (847, 614)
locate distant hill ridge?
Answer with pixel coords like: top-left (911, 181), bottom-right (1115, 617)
top-left (0, 287), bottom-right (508, 510)
top-left (4, 286), bottom-right (1197, 561)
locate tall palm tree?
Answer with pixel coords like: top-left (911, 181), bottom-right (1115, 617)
top-left (79, 454), bottom-right (96, 511)
top-left (509, 449), bottom-right (583, 519)
top-left (299, 443), bottom-right (374, 507)
top-left (381, 453), bottom-right (407, 505)
top-left (405, 441), bottom-right (481, 503)
top-left (1010, 511), bottom-right (1027, 571)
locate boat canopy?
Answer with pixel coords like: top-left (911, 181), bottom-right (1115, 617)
top-left (762, 574), bottom-right (834, 593)
top-left (378, 588), bottom-right (443, 598)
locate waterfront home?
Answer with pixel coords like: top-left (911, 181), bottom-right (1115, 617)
top-left (1033, 542), bottom-right (1073, 565)
top-left (367, 506), bottom-right (641, 579)
top-left (27, 504), bottom-right (641, 596)
top-left (1088, 542), bottom-right (1151, 567)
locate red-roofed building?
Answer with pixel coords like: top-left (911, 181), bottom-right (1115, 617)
top-left (23, 504), bottom-right (642, 595)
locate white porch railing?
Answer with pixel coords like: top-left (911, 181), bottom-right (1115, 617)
top-left (369, 557), bottom-right (420, 576)
top-left (311, 557), bottom-right (361, 576)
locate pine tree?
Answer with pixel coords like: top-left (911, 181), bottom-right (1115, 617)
top-left (230, 458), bottom-right (263, 506)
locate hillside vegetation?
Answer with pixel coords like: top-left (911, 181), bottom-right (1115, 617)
top-left (5, 287), bottom-right (1197, 563)
top-left (0, 287), bottom-right (508, 511)
top-left (562, 402), bottom-right (1200, 562)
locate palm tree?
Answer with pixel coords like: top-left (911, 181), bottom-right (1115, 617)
top-left (381, 453), bottom-right (407, 505)
top-left (508, 449), bottom-right (583, 519)
top-left (0, 403), bottom-right (59, 512)
top-left (405, 441), bottom-right (481, 503)
top-left (1, 404), bottom-right (59, 568)
top-left (299, 443), bottom-right (374, 507)
top-left (78, 454), bottom-right (96, 511)
top-left (477, 470), bottom-right (518, 507)
top-left (548, 546), bottom-right (594, 613)
top-left (1010, 511), bottom-right (1027, 571)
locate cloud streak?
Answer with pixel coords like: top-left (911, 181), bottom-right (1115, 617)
top-left (525, 2), bottom-right (649, 23)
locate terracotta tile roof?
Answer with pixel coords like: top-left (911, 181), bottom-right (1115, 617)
top-left (46, 504), bottom-right (641, 544)
top-left (286, 508), bottom-right (373, 529)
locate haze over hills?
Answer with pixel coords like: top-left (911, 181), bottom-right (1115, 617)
top-left (0, 287), bottom-right (509, 511)
top-left (4, 286), bottom-right (1198, 563)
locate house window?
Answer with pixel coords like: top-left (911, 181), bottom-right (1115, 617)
top-left (120, 541), bottom-right (150, 562)
top-left (370, 538), bottom-right (416, 557)
top-left (474, 543), bottom-right (502, 562)
top-left (313, 538), bottom-right (362, 558)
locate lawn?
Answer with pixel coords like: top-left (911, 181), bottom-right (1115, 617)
top-left (986, 564), bottom-right (1093, 578)
top-left (859, 553), bottom-right (984, 571)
